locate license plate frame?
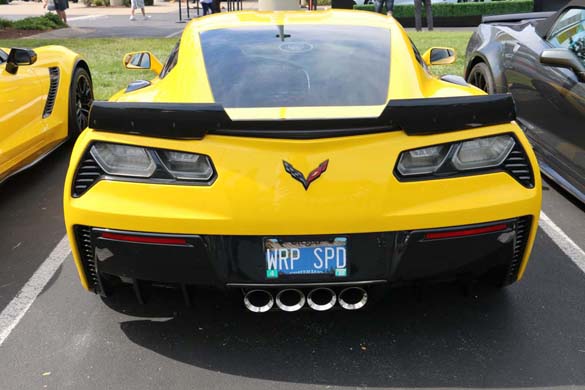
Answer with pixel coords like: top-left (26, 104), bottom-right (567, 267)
top-left (263, 237), bottom-right (348, 279)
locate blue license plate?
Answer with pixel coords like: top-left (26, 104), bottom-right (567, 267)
top-left (264, 238), bottom-right (348, 279)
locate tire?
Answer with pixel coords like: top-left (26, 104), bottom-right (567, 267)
top-left (68, 66), bottom-right (94, 139)
top-left (466, 62), bottom-right (496, 94)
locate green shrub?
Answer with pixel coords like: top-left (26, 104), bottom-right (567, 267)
top-left (0, 18), bottom-right (13, 29)
top-left (11, 13), bottom-right (66, 30)
top-left (43, 12), bottom-right (66, 26)
top-left (354, 0), bottom-right (534, 17)
top-left (317, 0), bottom-right (331, 5)
top-left (0, 0), bottom-right (9, 5)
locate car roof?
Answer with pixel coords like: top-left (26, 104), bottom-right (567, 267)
top-left (184, 9), bottom-right (398, 33)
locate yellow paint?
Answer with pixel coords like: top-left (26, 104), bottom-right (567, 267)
top-left (0, 46), bottom-right (84, 182)
top-left (61, 10), bottom-right (542, 290)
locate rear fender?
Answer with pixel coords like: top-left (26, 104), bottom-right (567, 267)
top-left (465, 28), bottom-right (509, 94)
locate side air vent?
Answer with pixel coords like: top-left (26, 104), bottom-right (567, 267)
top-left (74, 225), bottom-right (100, 294)
top-left (72, 149), bottom-right (104, 197)
top-left (503, 216), bottom-right (532, 285)
top-left (503, 142), bottom-right (534, 188)
top-left (43, 67), bottom-right (60, 119)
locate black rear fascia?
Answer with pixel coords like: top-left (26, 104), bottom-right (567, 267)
top-left (88, 94), bottom-right (516, 140)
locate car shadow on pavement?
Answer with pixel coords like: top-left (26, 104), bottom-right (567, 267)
top-left (97, 226), bottom-right (585, 389)
top-left (103, 279), bottom-right (563, 388)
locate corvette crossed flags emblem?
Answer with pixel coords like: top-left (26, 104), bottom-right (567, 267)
top-left (283, 160), bottom-right (329, 190)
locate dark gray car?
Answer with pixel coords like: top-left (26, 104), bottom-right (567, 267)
top-left (465, 0), bottom-right (585, 203)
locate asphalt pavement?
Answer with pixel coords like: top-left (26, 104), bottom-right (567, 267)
top-left (0, 139), bottom-right (584, 389)
top-left (2, 0), bottom-right (254, 38)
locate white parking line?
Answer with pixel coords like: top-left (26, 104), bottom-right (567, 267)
top-left (0, 235), bottom-right (70, 347)
top-left (0, 211), bottom-right (584, 347)
top-left (539, 212), bottom-right (585, 274)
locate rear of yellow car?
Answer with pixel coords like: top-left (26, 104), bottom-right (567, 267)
top-left (63, 11), bottom-right (541, 312)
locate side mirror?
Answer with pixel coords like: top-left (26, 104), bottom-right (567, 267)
top-left (422, 47), bottom-right (457, 66)
top-left (123, 51), bottom-right (163, 75)
top-left (540, 48), bottom-right (585, 82)
top-left (5, 48), bottom-right (37, 75)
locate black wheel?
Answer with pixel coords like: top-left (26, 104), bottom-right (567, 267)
top-left (466, 62), bottom-right (496, 94)
top-left (68, 67), bottom-right (94, 138)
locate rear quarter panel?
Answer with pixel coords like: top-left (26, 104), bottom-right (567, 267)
top-left (465, 24), bottom-right (511, 93)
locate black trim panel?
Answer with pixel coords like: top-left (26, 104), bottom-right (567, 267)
top-left (42, 67), bottom-right (60, 119)
top-left (88, 94), bottom-right (517, 140)
top-left (89, 102), bottom-right (230, 139)
top-left (74, 216), bottom-right (532, 292)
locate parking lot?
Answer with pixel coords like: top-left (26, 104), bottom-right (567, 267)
top-left (2, 2), bottom-right (585, 388)
top-left (0, 140), bottom-right (583, 389)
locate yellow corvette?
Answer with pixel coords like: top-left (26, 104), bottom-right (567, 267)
top-left (0, 46), bottom-right (93, 184)
top-left (64, 10), bottom-right (541, 312)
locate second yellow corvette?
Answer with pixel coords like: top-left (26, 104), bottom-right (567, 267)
top-left (64, 10), bottom-right (541, 312)
top-left (0, 46), bottom-right (93, 184)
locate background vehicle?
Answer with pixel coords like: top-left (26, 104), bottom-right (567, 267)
top-left (465, 0), bottom-right (585, 203)
top-left (64, 10), bottom-right (541, 313)
top-left (0, 46), bottom-right (93, 184)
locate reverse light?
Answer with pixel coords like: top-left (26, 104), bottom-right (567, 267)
top-left (452, 135), bottom-right (515, 171)
top-left (397, 145), bottom-right (451, 176)
top-left (90, 143), bottom-right (156, 178)
top-left (158, 150), bottom-right (214, 181)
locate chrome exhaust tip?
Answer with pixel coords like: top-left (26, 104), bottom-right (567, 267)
top-left (275, 289), bottom-right (306, 312)
top-left (307, 287), bottom-right (337, 311)
top-left (338, 287), bottom-right (368, 310)
top-left (243, 289), bottom-right (274, 313)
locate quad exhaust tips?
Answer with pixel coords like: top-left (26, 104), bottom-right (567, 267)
top-left (307, 288), bottom-right (337, 311)
top-left (243, 289), bottom-right (274, 313)
top-left (275, 289), bottom-right (305, 312)
top-left (338, 287), bottom-right (368, 310)
top-left (243, 286), bottom-right (369, 312)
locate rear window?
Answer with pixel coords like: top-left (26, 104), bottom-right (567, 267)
top-left (199, 25), bottom-right (390, 108)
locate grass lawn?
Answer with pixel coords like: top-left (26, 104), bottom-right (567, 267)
top-left (0, 32), bottom-right (472, 100)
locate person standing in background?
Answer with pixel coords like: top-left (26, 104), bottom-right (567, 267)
top-left (44, 0), bottom-right (68, 24)
top-left (374, 0), bottom-right (394, 16)
top-left (201, 0), bottom-right (213, 15)
top-left (130, 0), bottom-right (151, 21)
top-left (414, 0), bottom-right (433, 31)
top-left (211, 0), bottom-right (221, 13)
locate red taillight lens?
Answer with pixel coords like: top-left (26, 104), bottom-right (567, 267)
top-left (101, 232), bottom-right (188, 245)
top-left (424, 223), bottom-right (509, 240)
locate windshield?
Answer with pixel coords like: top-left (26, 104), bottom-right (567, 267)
top-left (199, 25), bottom-right (390, 108)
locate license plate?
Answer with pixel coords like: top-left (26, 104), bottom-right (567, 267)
top-left (264, 238), bottom-right (348, 279)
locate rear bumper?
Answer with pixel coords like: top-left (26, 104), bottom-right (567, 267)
top-left (65, 126), bottom-right (542, 293)
top-left (75, 217), bottom-right (532, 294)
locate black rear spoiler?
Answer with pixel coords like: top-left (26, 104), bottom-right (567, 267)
top-left (482, 11), bottom-right (555, 24)
top-left (89, 94), bottom-right (516, 140)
